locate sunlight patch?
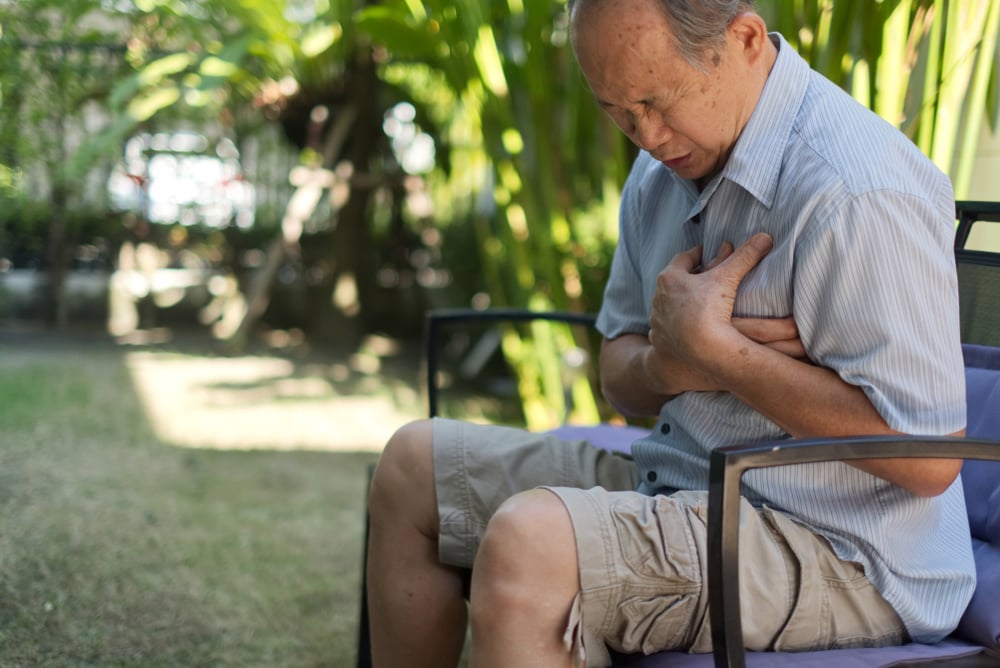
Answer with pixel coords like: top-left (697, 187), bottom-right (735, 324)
top-left (125, 351), bottom-right (421, 451)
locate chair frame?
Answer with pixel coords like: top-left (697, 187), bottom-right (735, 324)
top-left (707, 436), bottom-right (1000, 668)
top-left (955, 200), bottom-right (1000, 249)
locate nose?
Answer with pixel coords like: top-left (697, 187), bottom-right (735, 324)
top-left (631, 112), bottom-right (672, 152)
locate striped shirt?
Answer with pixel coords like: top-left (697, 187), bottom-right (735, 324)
top-left (596, 33), bottom-right (975, 642)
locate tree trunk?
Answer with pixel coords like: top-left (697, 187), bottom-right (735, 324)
top-left (45, 182), bottom-right (69, 329)
top-left (222, 107), bottom-right (357, 351)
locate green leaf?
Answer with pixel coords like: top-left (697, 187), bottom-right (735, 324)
top-left (301, 22), bottom-right (343, 58)
top-left (354, 6), bottom-right (442, 58)
top-left (127, 82), bottom-right (182, 121)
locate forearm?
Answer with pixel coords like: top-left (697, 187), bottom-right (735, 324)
top-left (708, 338), bottom-right (963, 496)
top-left (712, 339), bottom-right (887, 437)
top-left (599, 334), bottom-right (673, 418)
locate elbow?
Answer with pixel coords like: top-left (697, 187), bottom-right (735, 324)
top-left (913, 430), bottom-right (968, 497)
top-left (907, 458), bottom-right (963, 498)
top-left (600, 379), bottom-right (645, 419)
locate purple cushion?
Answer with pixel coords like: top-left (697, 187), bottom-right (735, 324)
top-left (962, 457), bottom-right (1000, 546)
top-left (957, 346), bottom-right (1000, 650)
top-left (964, 366), bottom-right (1000, 443)
top-left (957, 539), bottom-right (1000, 649)
top-left (612, 638), bottom-right (985, 666)
top-left (547, 423), bottom-right (647, 456)
top-left (961, 357), bottom-right (1000, 544)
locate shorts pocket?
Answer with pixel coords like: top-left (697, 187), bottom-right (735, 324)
top-left (614, 592), bottom-right (702, 653)
top-left (609, 494), bottom-right (705, 582)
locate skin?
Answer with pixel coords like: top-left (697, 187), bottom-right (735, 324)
top-left (366, 1), bottom-right (963, 666)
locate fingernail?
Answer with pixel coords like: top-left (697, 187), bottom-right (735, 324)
top-left (752, 234), bottom-right (773, 252)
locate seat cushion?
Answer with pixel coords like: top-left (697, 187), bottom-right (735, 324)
top-left (961, 346), bottom-right (1000, 546)
top-left (611, 638), bottom-right (986, 666)
top-left (957, 539), bottom-right (1000, 650)
top-left (547, 423), bottom-right (647, 456)
top-left (961, 355), bottom-right (1000, 546)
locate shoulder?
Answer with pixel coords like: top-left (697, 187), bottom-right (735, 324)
top-left (785, 73), bottom-right (951, 208)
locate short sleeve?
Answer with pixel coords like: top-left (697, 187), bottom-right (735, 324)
top-left (793, 190), bottom-right (965, 434)
top-left (596, 155), bottom-right (655, 340)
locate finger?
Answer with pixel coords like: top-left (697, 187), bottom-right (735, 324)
top-left (763, 337), bottom-right (808, 359)
top-left (732, 316), bottom-right (798, 343)
top-left (666, 245), bottom-right (704, 274)
top-left (732, 317), bottom-right (806, 359)
top-left (715, 233), bottom-right (773, 281)
top-left (702, 241), bottom-right (734, 272)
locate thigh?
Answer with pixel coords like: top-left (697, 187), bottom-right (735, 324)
top-left (759, 507), bottom-right (907, 651)
top-left (432, 418), bottom-right (639, 569)
top-left (546, 488), bottom-right (905, 666)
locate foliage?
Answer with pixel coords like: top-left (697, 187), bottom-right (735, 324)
top-left (0, 195), bottom-right (120, 268)
top-left (3, 0), bottom-right (997, 423)
top-left (0, 0), bottom-right (127, 194)
top-left (0, 0), bottom-right (137, 324)
top-left (358, 0), bottom-right (632, 427)
top-left (759, 0), bottom-right (1000, 198)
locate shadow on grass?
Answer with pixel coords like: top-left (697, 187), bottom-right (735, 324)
top-left (0, 327), bottom-right (418, 667)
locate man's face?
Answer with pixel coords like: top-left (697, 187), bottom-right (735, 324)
top-left (571, 0), bottom-right (751, 182)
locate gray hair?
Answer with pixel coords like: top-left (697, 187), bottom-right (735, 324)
top-left (570, 0), bottom-right (757, 69)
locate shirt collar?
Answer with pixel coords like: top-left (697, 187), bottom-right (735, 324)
top-left (719, 32), bottom-right (811, 209)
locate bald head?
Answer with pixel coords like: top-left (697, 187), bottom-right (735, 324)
top-left (570, 0), bottom-right (756, 69)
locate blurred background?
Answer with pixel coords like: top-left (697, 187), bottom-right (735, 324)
top-left (0, 0), bottom-right (997, 665)
top-left (1, 0), bottom-right (998, 425)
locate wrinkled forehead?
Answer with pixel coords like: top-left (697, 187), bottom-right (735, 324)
top-left (571, 0), bottom-right (665, 43)
top-left (570, 0), bottom-right (667, 30)
top-left (569, 0), bottom-right (677, 62)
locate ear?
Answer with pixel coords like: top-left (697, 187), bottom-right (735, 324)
top-left (727, 12), bottom-right (769, 62)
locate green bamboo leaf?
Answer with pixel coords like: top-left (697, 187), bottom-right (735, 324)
top-left (954, 0), bottom-right (1000, 196)
top-left (199, 55), bottom-right (240, 78)
top-left (931, 0), bottom-right (988, 173)
top-left (108, 52), bottom-right (194, 109)
top-left (875, 0), bottom-right (912, 126)
top-left (301, 22), bottom-right (343, 58)
top-left (916, 0), bottom-right (945, 149)
top-left (127, 82), bottom-right (181, 122)
top-left (473, 24), bottom-right (509, 98)
top-left (354, 6), bottom-right (443, 58)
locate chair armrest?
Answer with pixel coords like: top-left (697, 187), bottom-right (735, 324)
top-left (424, 308), bottom-right (597, 418)
top-left (707, 436), bottom-right (1000, 668)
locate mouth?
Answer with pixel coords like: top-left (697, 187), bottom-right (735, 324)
top-left (661, 154), bottom-right (691, 171)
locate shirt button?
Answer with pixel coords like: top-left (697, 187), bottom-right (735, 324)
top-left (647, 470), bottom-right (658, 483)
top-left (660, 423), bottom-right (671, 435)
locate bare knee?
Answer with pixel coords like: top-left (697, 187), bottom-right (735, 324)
top-left (369, 419), bottom-right (437, 532)
top-left (470, 490), bottom-right (579, 619)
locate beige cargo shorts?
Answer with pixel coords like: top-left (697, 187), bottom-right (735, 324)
top-left (432, 418), bottom-right (906, 667)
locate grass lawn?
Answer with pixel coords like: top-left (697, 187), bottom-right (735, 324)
top-left (0, 329), bottom-right (424, 667)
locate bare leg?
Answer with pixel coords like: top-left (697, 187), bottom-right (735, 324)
top-left (468, 489), bottom-right (581, 668)
top-left (366, 419), bottom-right (468, 667)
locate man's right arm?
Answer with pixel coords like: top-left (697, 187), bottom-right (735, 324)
top-left (600, 316), bottom-right (805, 418)
top-left (599, 334), bottom-right (673, 418)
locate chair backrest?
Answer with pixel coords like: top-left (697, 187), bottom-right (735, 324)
top-left (955, 201), bottom-right (1000, 347)
top-left (423, 308), bottom-right (600, 423)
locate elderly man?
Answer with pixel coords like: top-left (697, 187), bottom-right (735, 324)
top-left (365, 1), bottom-right (974, 666)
